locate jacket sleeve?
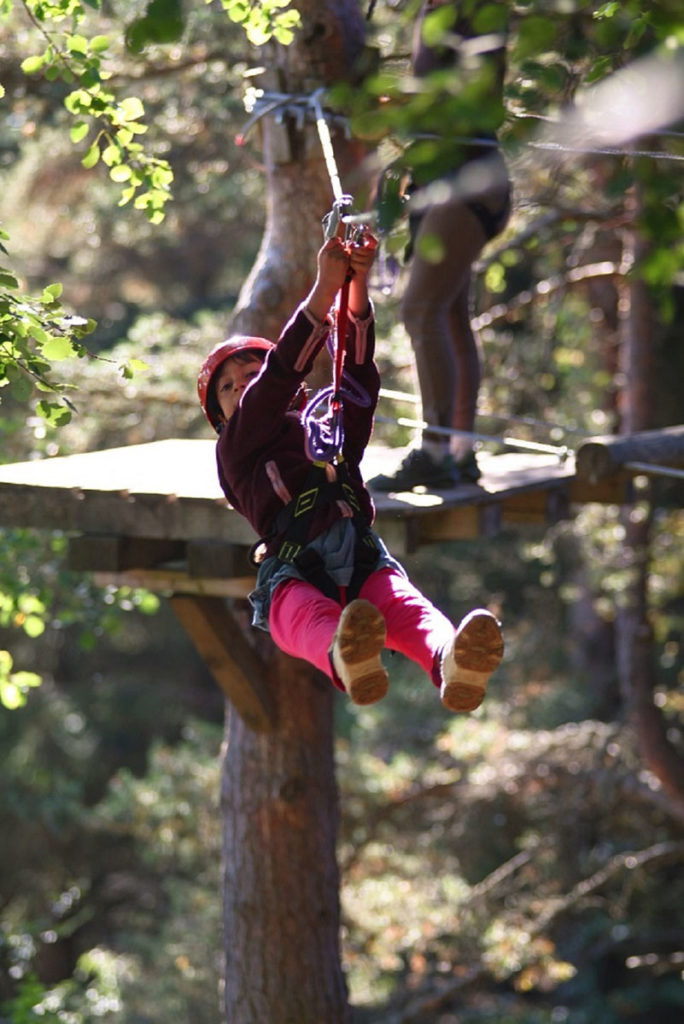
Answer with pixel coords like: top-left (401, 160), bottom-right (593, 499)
top-left (340, 304), bottom-right (380, 469)
top-left (224, 304), bottom-right (330, 457)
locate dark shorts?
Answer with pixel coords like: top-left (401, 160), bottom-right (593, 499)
top-left (406, 152), bottom-right (512, 258)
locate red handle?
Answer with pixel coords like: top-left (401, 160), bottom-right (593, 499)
top-left (332, 271), bottom-right (351, 406)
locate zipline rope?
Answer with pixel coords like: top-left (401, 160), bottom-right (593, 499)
top-left (238, 91), bottom-right (684, 483)
top-left (236, 90), bottom-right (684, 163)
top-left (373, 413), bottom-right (572, 460)
top-left (302, 93), bottom-right (373, 463)
top-left (378, 387), bottom-right (588, 437)
top-left (374, 401), bottom-right (684, 481)
top-left (312, 89), bottom-right (346, 204)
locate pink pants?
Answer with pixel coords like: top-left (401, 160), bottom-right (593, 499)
top-left (269, 567), bottom-right (455, 692)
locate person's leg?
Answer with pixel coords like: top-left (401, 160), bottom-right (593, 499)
top-left (401, 199), bottom-right (487, 444)
top-left (269, 578), bottom-right (388, 703)
top-left (445, 272), bottom-right (483, 472)
top-left (359, 569), bottom-right (504, 711)
top-left (269, 578), bottom-right (342, 680)
top-left (370, 200), bottom-right (487, 491)
top-left (359, 568), bottom-right (454, 684)
top-left (448, 271), bottom-right (481, 435)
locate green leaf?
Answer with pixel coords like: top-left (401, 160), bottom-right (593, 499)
top-left (82, 143), bottom-right (100, 168)
top-left (119, 96), bottom-right (145, 122)
top-left (0, 681), bottom-right (23, 710)
top-left (67, 34), bottom-right (89, 56)
top-left (9, 670), bottom-right (42, 689)
top-left (110, 164), bottom-right (132, 182)
top-left (41, 336), bottom-right (78, 361)
top-left (8, 370), bottom-right (33, 402)
top-left (21, 54), bottom-right (46, 74)
top-left (118, 185), bottom-right (137, 207)
top-left (65, 89), bottom-right (93, 114)
top-left (119, 357), bottom-right (149, 379)
top-left (273, 23), bottom-right (296, 45)
top-left (102, 144), bottom-right (121, 166)
top-left (42, 282), bottom-right (64, 300)
top-left (0, 656), bottom-right (42, 707)
top-left (91, 34), bottom-right (110, 52)
top-left (37, 399), bottom-right (72, 426)
top-left (137, 591), bottom-right (160, 615)
top-left (21, 616), bottom-right (45, 638)
top-left (29, 323), bottom-right (50, 344)
top-left (70, 120), bottom-right (90, 143)
top-left (513, 16), bottom-right (558, 61)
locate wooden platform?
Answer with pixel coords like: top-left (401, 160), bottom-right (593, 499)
top-left (0, 436), bottom-right (656, 730)
top-left (0, 438), bottom-right (630, 599)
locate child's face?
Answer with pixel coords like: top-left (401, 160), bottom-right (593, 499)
top-left (214, 355), bottom-right (264, 423)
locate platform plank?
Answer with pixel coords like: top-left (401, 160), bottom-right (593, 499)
top-left (0, 438), bottom-right (622, 557)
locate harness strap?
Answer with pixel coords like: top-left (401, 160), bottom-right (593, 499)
top-left (252, 459), bottom-right (381, 600)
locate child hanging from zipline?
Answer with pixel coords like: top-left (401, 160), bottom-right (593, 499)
top-left (197, 228), bottom-right (503, 710)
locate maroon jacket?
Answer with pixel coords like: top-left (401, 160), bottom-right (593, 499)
top-left (215, 303), bottom-right (379, 555)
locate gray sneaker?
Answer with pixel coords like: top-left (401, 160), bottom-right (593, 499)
top-left (369, 448), bottom-right (480, 491)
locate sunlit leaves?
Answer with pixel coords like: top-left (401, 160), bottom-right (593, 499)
top-left (214, 0), bottom-right (301, 47)
top-left (119, 357), bottom-right (149, 380)
top-left (125, 0), bottom-right (184, 52)
top-left (0, 650), bottom-right (42, 709)
top-left (19, 4), bottom-right (174, 224)
top-left (0, 264), bottom-right (95, 419)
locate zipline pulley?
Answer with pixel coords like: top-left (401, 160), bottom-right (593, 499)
top-left (304, 104), bottom-right (372, 464)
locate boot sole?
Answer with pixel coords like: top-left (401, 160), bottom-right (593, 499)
top-left (441, 609), bottom-right (504, 712)
top-left (333, 600), bottom-right (388, 705)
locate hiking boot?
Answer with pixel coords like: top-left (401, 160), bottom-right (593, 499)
top-left (453, 451), bottom-right (481, 483)
top-left (330, 599), bottom-right (389, 705)
top-left (440, 609), bottom-right (503, 713)
top-left (369, 448), bottom-right (460, 491)
top-left (369, 448), bottom-right (480, 491)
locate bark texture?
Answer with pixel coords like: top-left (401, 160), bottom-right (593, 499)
top-left (222, 647), bottom-right (349, 1022)
top-left (615, 189), bottom-right (684, 823)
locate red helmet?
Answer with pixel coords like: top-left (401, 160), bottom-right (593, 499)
top-left (198, 335), bottom-right (274, 431)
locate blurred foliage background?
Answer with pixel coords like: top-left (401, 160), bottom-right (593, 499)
top-left (1, 1), bottom-right (683, 1021)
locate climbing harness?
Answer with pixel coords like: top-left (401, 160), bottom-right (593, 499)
top-left (250, 457), bottom-right (380, 601)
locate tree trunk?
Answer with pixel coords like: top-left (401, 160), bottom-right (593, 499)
top-left (230, 0), bottom-right (370, 348)
top-left (222, 646), bottom-right (350, 1022)
top-left (220, 3), bottom-right (368, 1019)
top-left (614, 186), bottom-right (684, 822)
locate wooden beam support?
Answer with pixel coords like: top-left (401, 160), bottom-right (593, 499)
top-left (92, 569), bottom-right (255, 598)
top-left (576, 425), bottom-right (684, 482)
top-left (500, 486), bottom-right (570, 527)
top-left (186, 539), bottom-right (254, 580)
top-left (418, 504), bottom-right (499, 542)
top-left (170, 595), bottom-right (275, 733)
top-left (570, 473), bottom-right (633, 506)
top-left (68, 534), bottom-right (185, 572)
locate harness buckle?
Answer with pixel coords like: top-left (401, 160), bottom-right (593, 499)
top-left (294, 487), bottom-right (320, 518)
top-left (278, 539), bottom-right (302, 563)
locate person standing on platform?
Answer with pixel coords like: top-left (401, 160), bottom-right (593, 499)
top-left (371, 0), bottom-right (512, 491)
